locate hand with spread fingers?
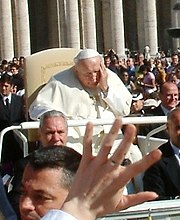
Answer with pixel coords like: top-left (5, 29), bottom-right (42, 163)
top-left (61, 118), bottom-right (162, 220)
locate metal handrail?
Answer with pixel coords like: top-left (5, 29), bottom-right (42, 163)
top-left (13, 130), bottom-right (29, 157)
top-left (103, 199), bottom-right (180, 219)
top-left (0, 116), bottom-right (167, 162)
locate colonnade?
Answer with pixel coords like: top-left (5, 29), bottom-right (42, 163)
top-left (0, 0), bottom-right (179, 61)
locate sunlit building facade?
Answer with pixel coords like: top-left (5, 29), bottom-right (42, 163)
top-left (0, 0), bottom-right (180, 60)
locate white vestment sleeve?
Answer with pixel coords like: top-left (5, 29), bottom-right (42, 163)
top-left (41, 210), bottom-right (77, 220)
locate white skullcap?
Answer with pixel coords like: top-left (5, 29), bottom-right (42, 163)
top-left (74, 49), bottom-right (100, 63)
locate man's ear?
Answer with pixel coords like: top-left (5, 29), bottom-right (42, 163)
top-left (166, 123), bottom-right (168, 131)
top-left (38, 129), bottom-right (41, 140)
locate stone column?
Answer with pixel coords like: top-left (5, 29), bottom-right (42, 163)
top-left (81, 0), bottom-right (97, 50)
top-left (0, 0), bottom-right (14, 60)
top-left (143, 0), bottom-right (158, 57)
top-left (47, 0), bottom-right (60, 48)
top-left (136, 0), bottom-right (145, 53)
top-left (171, 0), bottom-right (180, 50)
top-left (13, 0), bottom-right (31, 57)
top-left (66, 0), bottom-right (80, 48)
top-left (102, 0), bottom-right (112, 52)
top-left (110, 0), bottom-right (125, 58)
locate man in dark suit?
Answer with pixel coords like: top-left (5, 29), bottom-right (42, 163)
top-left (0, 73), bottom-right (25, 175)
top-left (0, 176), bottom-right (17, 220)
top-left (143, 107), bottom-right (180, 200)
top-left (139, 81), bottom-right (179, 139)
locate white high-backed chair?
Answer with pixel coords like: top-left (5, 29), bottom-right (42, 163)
top-left (24, 48), bottom-right (81, 144)
top-left (25, 48), bottom-right (81, 110)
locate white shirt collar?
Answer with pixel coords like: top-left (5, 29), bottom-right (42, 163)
top-left (170, 141), bottom-right (180, 166)
top-left (1, 93), bottom-right (12, 104)
top-left (170, 141), bottom-right (180, 155)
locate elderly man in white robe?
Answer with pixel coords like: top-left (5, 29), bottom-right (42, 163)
top-left (29, 49), bottom-right (142, 177)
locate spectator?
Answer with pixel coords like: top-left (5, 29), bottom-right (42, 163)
top-left (143, 107), bottom-right (180, 200)
top-left (167, 53), bottom-right (179, 73)
top-left (10, 63), bottom-right (25, 96)
top-left (19, 146), bottom-right (82, 220)
top-left (104, 54), bottom-right (111, 68)
top-left (121, 68), bottom-right (137, 94)
top-left (175, 67), bottom-right (180, 99)
top-left (139, 64), bottom-right (157, 99)
top-left (135, 53), bottom-right (145, 80)
top-left (166, 72), bottom-right (178, 84)
top-left (126, 57), bottom-right (136, 81)
top-left (130, 93), bottom-right (144, 116)
top-left (108, 54), bottom-right (121, 75)
top-left (0, 60), bottom-right (9, 73)
top-left (11, 57), bottom-right (19, 65)
top-left (18, 56), bottom-right (25, 73)
top-left (139, 82), bottom-right (179, 139)
top-left (0, 73), bottom-right (25, 175)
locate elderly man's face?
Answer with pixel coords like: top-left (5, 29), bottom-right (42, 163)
top-left (39, 116), bottom-right (68, 147)
top-left (20, 165), bottom-right (69, 220)
top-left (160, 83), bottom-right (179, 110)
top-left (75, 57), bottom-right (101, 89)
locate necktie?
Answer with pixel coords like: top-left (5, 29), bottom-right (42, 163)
top-left (5, 98), bottom-right (10, 110)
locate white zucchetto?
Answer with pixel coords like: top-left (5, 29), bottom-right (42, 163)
top-left (74, 49), bottom-right (100, 63)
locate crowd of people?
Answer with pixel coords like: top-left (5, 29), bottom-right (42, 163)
top-left (0, 48), bottom-right (180, 219)
top-left (104, 48), bottom-right (180, 101)
top-left (0, 57), bottom-right (25, 97)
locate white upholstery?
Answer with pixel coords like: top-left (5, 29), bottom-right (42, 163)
top-left (25, 48), bottom-right (81, 109)
top-left (24, 48), bottom-right (81, 141)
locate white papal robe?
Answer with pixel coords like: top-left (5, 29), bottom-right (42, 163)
top-left (29, 68), bottom-right (142, 161)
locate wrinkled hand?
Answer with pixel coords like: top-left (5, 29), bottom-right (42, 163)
top-left (99, 61), bottom-right (109, 92)
top-left (62, 118), bottom-right (162, 220)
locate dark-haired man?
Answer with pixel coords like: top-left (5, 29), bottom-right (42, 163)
top-left (143, 107), bottom-right (180, 199)
top-left (19, 146), bottom-right (81, 220)
top-left (0, 72), bottom-right (25, 174)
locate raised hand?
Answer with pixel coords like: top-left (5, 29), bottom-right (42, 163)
top-left (61, 118), bottom-right (162, 220)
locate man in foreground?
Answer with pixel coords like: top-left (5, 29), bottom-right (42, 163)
top-left (143, 107), bottom-right (180, 200)
top-left (19, 146), bottom-right (81, 220)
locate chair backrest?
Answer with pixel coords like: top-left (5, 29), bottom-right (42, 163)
top-left (24, 48), bottom-right (81, 143)
top-left (25, 47), bottom-right (81, 110)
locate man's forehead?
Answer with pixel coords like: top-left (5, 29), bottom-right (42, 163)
top-left (43, 116), bottom-right (66, 125)
top-left (23, 165), bottom-right (63, 186)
